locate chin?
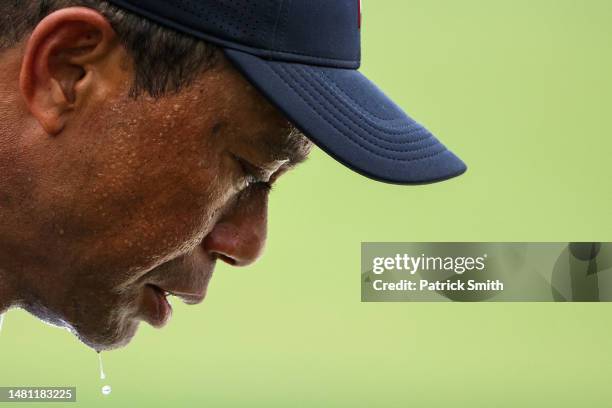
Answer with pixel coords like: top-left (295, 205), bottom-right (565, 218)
top-left (74, 317), bottom-right (141, 352)
top-left (23, 300), bottom-right (142, 351)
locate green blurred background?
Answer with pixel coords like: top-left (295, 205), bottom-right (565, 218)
top-left (2, 0), bottom-right (612, 406)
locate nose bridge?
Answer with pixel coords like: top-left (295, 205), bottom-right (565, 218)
top-left (203, 187), bottom-right (269, 267)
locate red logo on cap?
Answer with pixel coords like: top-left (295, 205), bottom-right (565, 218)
top-left (358, 0), bottom-right (362, 29)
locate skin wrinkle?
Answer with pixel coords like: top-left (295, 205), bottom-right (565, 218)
top-left (0, 8), bottom-right (313, 350)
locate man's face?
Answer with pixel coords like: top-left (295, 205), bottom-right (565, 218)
top-left (15, 53), bottom-right (312, 350)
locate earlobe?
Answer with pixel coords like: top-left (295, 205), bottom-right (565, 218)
top-left (19, 7), bottom-right (117, 135)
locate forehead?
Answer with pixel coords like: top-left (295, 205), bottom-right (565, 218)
top-left (190, 56), bottom-right (313, 165)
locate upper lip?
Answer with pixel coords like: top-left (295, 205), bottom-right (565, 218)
top-left (144, 248), bottom-right (215, 306)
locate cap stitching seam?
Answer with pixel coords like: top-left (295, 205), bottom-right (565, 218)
top-left (271, 64), bottom-right (447, 161)
top-left (271, 0), bottom-right (285, 52)
top-left (278, 0), bottom-right (292, 51)
top-left (287, 65), bottom-right (437, 146)
top-left (298, 67), bottom-right (428, 133)
top-left (276, 64), bottom-right (442, 155)
top-left (318, 71), bottom-right (416, 124)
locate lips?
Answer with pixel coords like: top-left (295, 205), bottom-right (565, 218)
top-left (140, 281), bottom-right (209, 327)
top-left (141, 284), bottom-right (172, 328)
top-left (138, 249), bottom-right (214, 327)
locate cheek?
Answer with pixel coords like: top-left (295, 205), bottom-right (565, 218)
top-left (72, 106), bottom-right (234, 275)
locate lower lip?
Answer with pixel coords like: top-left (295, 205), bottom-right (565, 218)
top-left (141, 285), bottom-right (172, 328)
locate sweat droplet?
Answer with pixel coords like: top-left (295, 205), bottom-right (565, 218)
top-left (98, 353), bottom-right (106, 380)
top-left (0, 314), bottom-right (4, 334)
top-left (97, 353), bottom-right (113, 395)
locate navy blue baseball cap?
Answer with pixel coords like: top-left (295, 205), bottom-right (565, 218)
top-left (106, 0), bottom-right (467, 184)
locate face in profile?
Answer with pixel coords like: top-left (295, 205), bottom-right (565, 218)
top-left (0, 8), bottom-right (311, 350)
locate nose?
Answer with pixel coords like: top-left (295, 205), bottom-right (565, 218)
top-left (201, 187), bottom-right (269, 267)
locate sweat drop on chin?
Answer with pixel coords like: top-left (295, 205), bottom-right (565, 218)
top-left (97, 352), bottom-right (112, 396)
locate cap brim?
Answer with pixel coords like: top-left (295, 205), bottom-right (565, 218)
top-left (224, 49), bottom-right (467, 185)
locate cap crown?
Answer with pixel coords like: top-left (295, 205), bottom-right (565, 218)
top-left (108, 0), bottom-right (361, 68)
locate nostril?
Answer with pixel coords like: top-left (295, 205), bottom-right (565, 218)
top-left (202, 219), bottom-right (267, 268)
top-left (216, 253), bottom-right (238, 266)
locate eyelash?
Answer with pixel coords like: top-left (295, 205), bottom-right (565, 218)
top-left (254, 181), bottom-right (273, 192)
top-left (233, 155), bottom-right (273, 192)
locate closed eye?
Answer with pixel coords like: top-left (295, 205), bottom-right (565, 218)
top-left (231, 154), bottom-right (274, 191)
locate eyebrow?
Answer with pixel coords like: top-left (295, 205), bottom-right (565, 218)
top-left (266, 124), bottom-right (312, 168)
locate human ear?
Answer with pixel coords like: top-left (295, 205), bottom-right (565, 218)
top-left (19, 7), bottom-right (118, 135)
